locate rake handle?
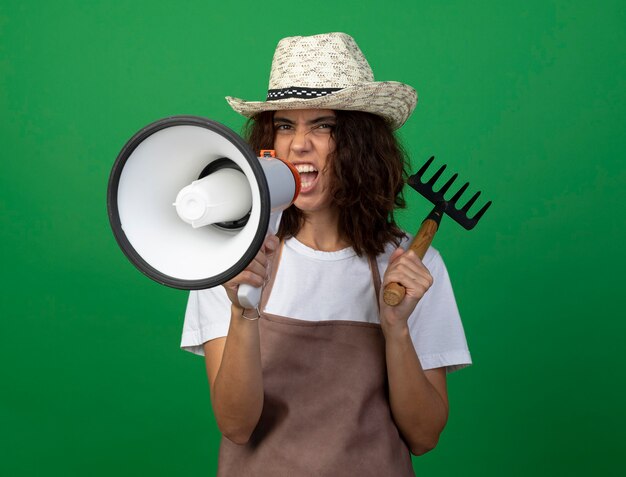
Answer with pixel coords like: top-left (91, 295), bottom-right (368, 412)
top-left (383, 218), bottom-right (439, 306)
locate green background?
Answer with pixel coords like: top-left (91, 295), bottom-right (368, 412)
top-left (1, 0), bottom-right (624, 475)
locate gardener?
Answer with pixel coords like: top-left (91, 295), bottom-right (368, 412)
top-left (181, 32), bottom-right (471, 476)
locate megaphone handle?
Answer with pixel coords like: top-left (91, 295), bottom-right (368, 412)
top-left (237, 284), bottom-right (262, 309)
top-left (236, 212), bottom-right (283, 309)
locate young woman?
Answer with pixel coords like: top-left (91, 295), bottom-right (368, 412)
top-left (181, 33), bottom-right (471, 476)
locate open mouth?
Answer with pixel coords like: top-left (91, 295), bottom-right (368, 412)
top-left (295, 164), bottom-right (319, 192)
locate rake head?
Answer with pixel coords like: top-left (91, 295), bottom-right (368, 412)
top-left (407, 156), bottom-right (492, 230)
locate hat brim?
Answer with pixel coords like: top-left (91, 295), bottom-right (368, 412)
top-left (226, 81), bottom-right (417, 130)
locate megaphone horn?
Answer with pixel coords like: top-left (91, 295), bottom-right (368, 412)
top-left (107, 116), bottom-right (300, 308)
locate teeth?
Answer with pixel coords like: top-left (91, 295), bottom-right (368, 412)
top-left (302, 181), bottom-right (312, 189)
top-left (295, 164), bottom-right (318, 173)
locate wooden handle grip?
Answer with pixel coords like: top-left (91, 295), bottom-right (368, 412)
top-left (383, 219), bottom-right (439, 306)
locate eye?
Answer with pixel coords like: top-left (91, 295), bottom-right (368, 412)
top-left (313, 123), bottom-right (335, 134)
top-left (274, 123), bottom-right (291, 129)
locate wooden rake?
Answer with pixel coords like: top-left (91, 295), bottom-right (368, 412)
top-left (383, 156), bottom-right (492, 306)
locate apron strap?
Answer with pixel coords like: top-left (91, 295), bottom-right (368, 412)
top-left (368, 255), bottom-right (382, 312)
top-left (260, 240), bottom-right (285, 312)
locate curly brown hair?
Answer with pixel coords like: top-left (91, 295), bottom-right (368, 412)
top-left (243, 110), bottom-right (408, 257)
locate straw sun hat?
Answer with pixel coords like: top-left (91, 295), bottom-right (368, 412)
top-left (226, 32), bottom-right (417, 129)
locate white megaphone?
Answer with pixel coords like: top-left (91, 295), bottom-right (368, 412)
top-left (107, 116), bottom-right (301, 308)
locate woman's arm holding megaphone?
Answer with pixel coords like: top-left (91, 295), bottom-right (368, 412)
top-left (202, 234), bottom-right (279, 445)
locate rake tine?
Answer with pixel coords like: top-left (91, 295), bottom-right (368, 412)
top-left (427, 164), bottom-right (447, 186)
top-left (462, 191), bottom-right (482, 213)
top-left (450, 182), bottom-right (469, 203)
top-left (438, 173), bottom-right (458, 197)
top-left (416, 156), bottom-right (435, 178)
top-left (472, 200), bottom-right (492, 221)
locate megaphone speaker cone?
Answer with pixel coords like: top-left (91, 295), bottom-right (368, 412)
top-left (108, 116), bottom-right (270, 290)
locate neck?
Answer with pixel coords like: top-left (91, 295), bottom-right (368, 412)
top-left (295, 208), bottom-right (348, 252)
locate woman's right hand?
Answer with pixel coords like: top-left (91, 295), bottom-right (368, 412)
top-left (222, 234), bottom-right (280, 309)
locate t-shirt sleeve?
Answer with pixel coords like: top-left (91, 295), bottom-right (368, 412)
top-left (180, 287), bottom-right (231, 356)
top-left (408, 247), bottom-right (472, 373)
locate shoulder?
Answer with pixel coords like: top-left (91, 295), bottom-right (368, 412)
top-left (181, 287), bottom-right (231, 356)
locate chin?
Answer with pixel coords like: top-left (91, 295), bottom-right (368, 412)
top-left (295, 200), bottom-right (334, 215)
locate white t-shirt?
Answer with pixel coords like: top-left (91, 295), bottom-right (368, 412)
top-left (181, 235), bottom-right (472, 373)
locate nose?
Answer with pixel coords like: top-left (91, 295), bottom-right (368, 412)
top-left (290, 126), bottom-right (310, 154)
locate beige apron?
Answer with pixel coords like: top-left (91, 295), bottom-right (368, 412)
top-left (217, 244), bottom-right (415, 477)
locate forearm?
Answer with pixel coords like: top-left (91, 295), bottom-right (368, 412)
top-left (384, 324), bottom-right (448, 455)
top-left (212, 305), bottom-right (264, 444)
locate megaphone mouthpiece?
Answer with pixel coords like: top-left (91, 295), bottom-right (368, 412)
top-left (173, 168), bottom-right (252, 228)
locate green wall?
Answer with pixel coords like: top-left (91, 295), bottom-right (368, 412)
top-left (1, 1), bottom-right (624, 475)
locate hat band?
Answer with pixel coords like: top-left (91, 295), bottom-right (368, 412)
top-left (266, 87), bottom-right (343, 101)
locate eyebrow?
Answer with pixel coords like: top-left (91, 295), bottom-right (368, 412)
top-left (273, 115), bottom-right (337, 126)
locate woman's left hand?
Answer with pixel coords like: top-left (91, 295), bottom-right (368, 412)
top-left (379, 247), bottom-right (433, 332)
